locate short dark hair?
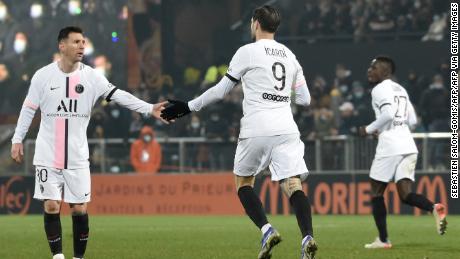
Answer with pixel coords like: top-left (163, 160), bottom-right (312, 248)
top-left (375, 56), bottom-right (396, 74)
top-left (252, 5), bottom-right (281, 33)
top-left (57, 26), bottom-right (83, 43)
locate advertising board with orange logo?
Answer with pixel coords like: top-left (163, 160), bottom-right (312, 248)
top-left (1, 173), bottom-right (458, 215)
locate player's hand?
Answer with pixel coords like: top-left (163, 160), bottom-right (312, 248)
top-left (11, 143), bottom-right (24, 164)
top-left (160, 99), bottom-right (191, 121)
top-left (358, 126), bottom-right (367, 137)
top-left (152, 101), bottom-right (172, 124)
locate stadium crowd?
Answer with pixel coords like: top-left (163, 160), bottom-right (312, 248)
top-left (284, 0), bottom-right (449, 42)
top-left (0, 0), bottom-right (450, 173)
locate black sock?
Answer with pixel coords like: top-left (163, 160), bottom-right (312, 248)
top-left (289, 190), bottom-right (313, 238)
top-left (44, 213), bottom-right (62, 255)
top-left (403, 193), bottom-right (435, 212)
top-left (371, 197), bottom-right (388, 242)
top-left (237, 186), bottom-right (268, 229)
top-left (72, 214), bottom-right (89, 258)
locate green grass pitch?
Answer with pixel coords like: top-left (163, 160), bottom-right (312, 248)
top-left (0, 215), bottom-right (458, 258)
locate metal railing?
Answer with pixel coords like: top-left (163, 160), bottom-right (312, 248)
top-left (19, 133), bottom-right (451, 175)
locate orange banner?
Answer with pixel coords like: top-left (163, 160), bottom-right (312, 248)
top-left (62, 173), bottom-right (243, 215)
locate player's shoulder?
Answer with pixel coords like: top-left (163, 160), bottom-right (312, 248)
top-left (80, 62), bottom-right (105, 80)
top-left (79, 62), bottom-right (95, 74)
top-left (372, 79), bottom-right (393, 92)
top-left (34, 62), bottom-right (58, 77)
top-left (237, 43), bottom-right (253, 54)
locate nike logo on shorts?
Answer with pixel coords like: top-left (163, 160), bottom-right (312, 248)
top-left (50, 86), bottom-right (60, 90)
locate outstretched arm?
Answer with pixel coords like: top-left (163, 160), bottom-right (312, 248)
top-left (161, 76), bottom-right (237, 121)
top-left (106, 89), bottom-right (169, 124)
top-left (188, 76), bottom-right (237, 111)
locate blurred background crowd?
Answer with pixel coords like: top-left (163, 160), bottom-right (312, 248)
top-left (0, 0), bottom-right (451, 173)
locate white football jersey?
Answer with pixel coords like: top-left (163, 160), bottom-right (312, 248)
top-left (371, 79), bottom-right (418, 157)
top-left (226, 39), bottom-right (306, 138)
top-left (21, 62), bottom-right (116, 169)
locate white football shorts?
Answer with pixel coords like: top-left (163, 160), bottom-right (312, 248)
top-left (370, 153), bottom-right (417, 183)
top-left (233, 134), bottom-right (309, 181)
top-left (33, 166), bottom-right (91, 203)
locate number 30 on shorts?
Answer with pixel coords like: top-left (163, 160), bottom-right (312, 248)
top-left (36, 168), bottom-right (48, 183)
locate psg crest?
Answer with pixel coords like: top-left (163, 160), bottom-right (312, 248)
top-left (75, 84), bottom-right (84, 94)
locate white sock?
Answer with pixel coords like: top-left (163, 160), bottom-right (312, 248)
top-left (301, 235), bottom-right (310, 245)
top-left (261, 223), bottom-right (272, 235)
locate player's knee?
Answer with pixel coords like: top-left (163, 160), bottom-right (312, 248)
top-left (396, 179), bottom-right (413, 203)
top-left (44, 200), bottom-right (61, 214)
top-left (280, 176), bottom-right (303, 197)
top-left (235, 176), bottom-right (255, 191)
top-left (398, 190), bottom-right (411, 203)
top-left (70, 203), bottom-right (88, 215)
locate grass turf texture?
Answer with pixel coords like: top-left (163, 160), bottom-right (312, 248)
top-left (0, 215), bottom-right (458, 259)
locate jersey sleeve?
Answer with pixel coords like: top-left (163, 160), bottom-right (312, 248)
top-left (372, 84), bottom-right (393, 110)
top-left (292, 59), bottom-right (307, 89)
top-left (12, 72), bottom-right (42, 143)
top-left (225, 46), bottom-right (250, 82)
top-left (23, 72), bottom-right (42, 110)
top-left (92, 69), bottom-right (117, 100)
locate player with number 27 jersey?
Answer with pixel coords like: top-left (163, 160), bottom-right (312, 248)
top-left (368, 79), bottom-right (418, 157)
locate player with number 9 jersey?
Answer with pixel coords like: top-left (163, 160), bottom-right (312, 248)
top-left (226, 38), bottom-right (307, 138)
top-left (159, 5), bottom-right (316, 259)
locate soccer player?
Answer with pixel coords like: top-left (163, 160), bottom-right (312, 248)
top-left (10, 26), bottom-right (168, 259)
top-left (359, 56), bottom-right (447, 249)
top-left (161, 5), bottom-right (317, 259)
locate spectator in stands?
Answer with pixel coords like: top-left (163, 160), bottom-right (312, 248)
top-left (317, 0), bottom-right (335, 35)
top-left (334, 64), bottom-right (353, 98)
top-left (309, 107), bottom-right (338, 139)
top-left (87, 108), bottom-right (107, 139)
top-left (419, 74), bottom-right (449, 170)
top-left (368, 10), bottom-right (395, 34)
top-left (0, 62), bottom-right (10, 106)
top-left (298, 1), bottom-right (319, 41)
top-left (338, 102), bottom-right (358, 135)
top-left (403, 70), bottom-right (426, 107)
top-left (128, 111), bottom-right (145, 138)
top-left (93, 54), bottom-right (114, 82)
top-left (310, 75), bottom-right (331, 108)
top-left (186, 114), bottom-right (205, 137)
top-left (419, 74), bottom-right (449, 131)
top-left (130, 125), bottom-right (162, 173)
top-left (103, 101), bottom-right (130, 138)
top-left (422, 14), bottom-right (447, 41)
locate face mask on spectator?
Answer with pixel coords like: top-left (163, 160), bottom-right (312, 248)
top-left (111, 109), bottom-right (120, 118)
top-left (14, 39), bottom-right (27, 54)
top-left (0, 5), bottom-right (7, 21)
top-left (354, 91), bottom-right (364, 98)
top-left (430, 83), bottom-right (443, 89)
top-left (143, 135), bottom-right (152, 143)
top-left (211, 114), bottom-right (219, 121)
top-left (339, 85), bottom-right (348, 93)
top-left (30, 3), bottom-right (43, 19)
top-left (191, 122), bottom-right (200, 129)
